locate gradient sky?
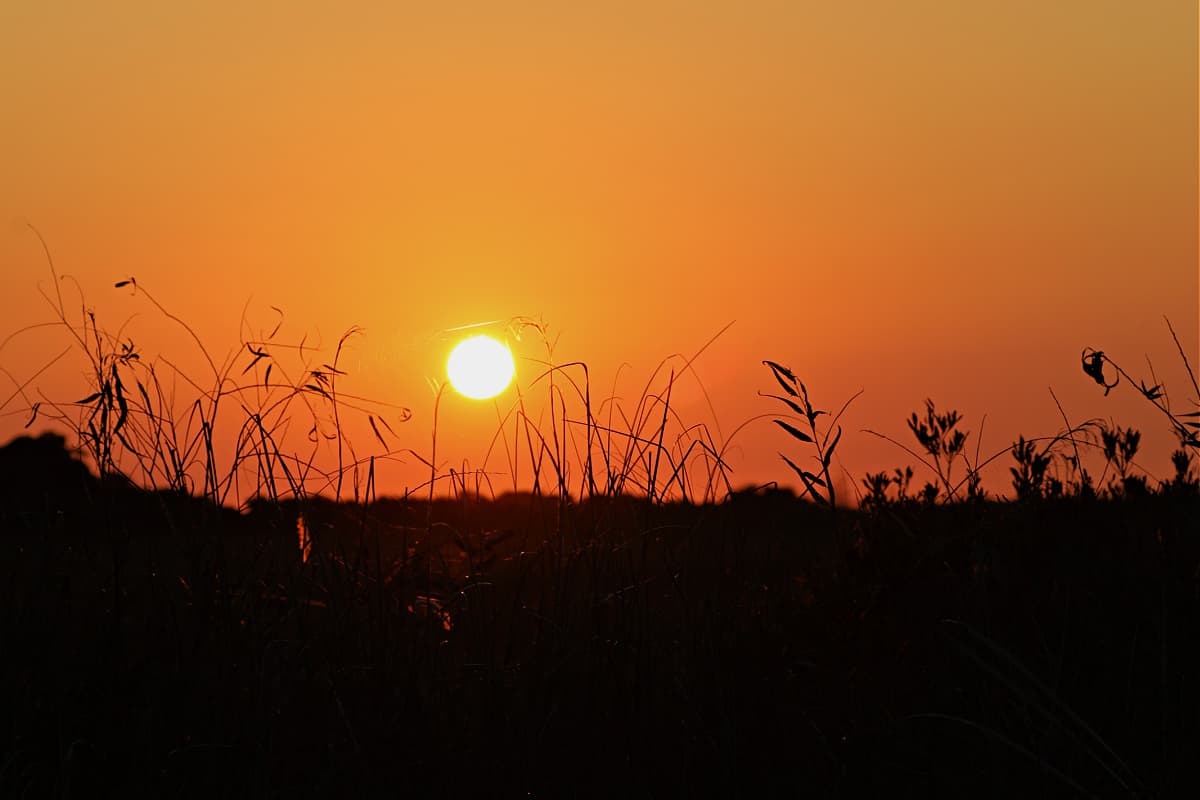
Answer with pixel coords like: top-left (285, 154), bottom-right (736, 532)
top-left (2, 1), bottom-right (1196, 502)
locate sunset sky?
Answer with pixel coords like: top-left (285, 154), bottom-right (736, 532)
top-left (1, 2), bottom-right (1196, 501)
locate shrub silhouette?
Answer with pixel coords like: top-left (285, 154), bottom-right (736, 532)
top-left (0, 432), bottom-right (97, 521)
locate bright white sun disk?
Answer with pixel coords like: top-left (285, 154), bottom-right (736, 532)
top-left (447, 335), bottom-right (515, 400)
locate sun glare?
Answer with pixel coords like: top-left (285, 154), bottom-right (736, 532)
top-left (447, 335), bottom-right (515, 400)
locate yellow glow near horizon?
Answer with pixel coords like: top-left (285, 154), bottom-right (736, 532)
top-left (447, 335), bottom-right (515, 400)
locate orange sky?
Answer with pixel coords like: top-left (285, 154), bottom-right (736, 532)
top-left (1, 1), bottom-right (1196, 503)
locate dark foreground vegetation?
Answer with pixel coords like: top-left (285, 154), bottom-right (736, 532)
top-left (3, 255), bottom-right (1198, 795)
top-left (2, 433), bottom-right (1198, 798)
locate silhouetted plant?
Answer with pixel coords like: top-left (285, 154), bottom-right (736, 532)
top-left (1083, 318), bottom-right (1200, 463)
top-left (1098, 422), bottom-right (1148, 497)
top-left (860, 465), bottom-right (914, 510)
top-left (861, 471), bottom-right (891, 511)
top-left (1045, 476), bottom-right (1065, 499)
top-left (6, 235), bottom-right (1200, 799)
top-left (864, 402), bottom-right (1007, 503)
top-left (894, 465), bottom-right (914, 501)
top-left (761, 360), bottom-right (860, 510)
top-left (507, 317), bottom-right (738, 504)
top-left (905, 399), bottom-right (971, 501)
top-left (1164, 448), bottom-right (1199, 495)
top-left (1045, 446), bottom-right (1093, 500)
top-left (1010, 435), bottom-right (1054, 500)
top-left (962, 459), bottom-right (986, 502)
top-left (1060, 453), bottom-right (1095, 499)
top-left (11, 226), bottom-right (416, 508)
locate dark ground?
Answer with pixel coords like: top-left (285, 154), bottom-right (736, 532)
top-left (2, 433), bottom-right (1198, 798)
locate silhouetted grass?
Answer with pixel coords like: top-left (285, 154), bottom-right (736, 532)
top-left (4, 437), bottom-right (1198, 797)
top-left (2, 237), bottom-right (1198, 797)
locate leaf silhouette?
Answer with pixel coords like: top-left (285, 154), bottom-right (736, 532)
top-left (774, 419), bottom-right (813, 443)
top-left (268, 306), bottom-right (284, 339)
top-left (763, 360), bottom-right (798, 397)
top-left (1081, 349), bottom-right (1117, 395)
top-left (368, 415), bottom-right (388, 447)
top-left (761, 392), bottom-right (805, 417)
top-left (241, 353), bottom-right (266, 375)
top-left (823, 425), bottom-right (843, 468)
top-left (136, 381), bottom-right (153, 421)
top-left (114, 387), bottom-right (128, 433)
top-left (781, 453), bottom-right (828, 503)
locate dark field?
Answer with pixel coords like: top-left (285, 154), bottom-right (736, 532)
top-left (2, 433), bottom-right (1198, 798)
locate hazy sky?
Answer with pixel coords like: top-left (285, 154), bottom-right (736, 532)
top-left (1, 1), bottom-right (1196, 501)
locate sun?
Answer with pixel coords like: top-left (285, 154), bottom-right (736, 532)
top-left (447, 335), bottom-right (515, 400)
